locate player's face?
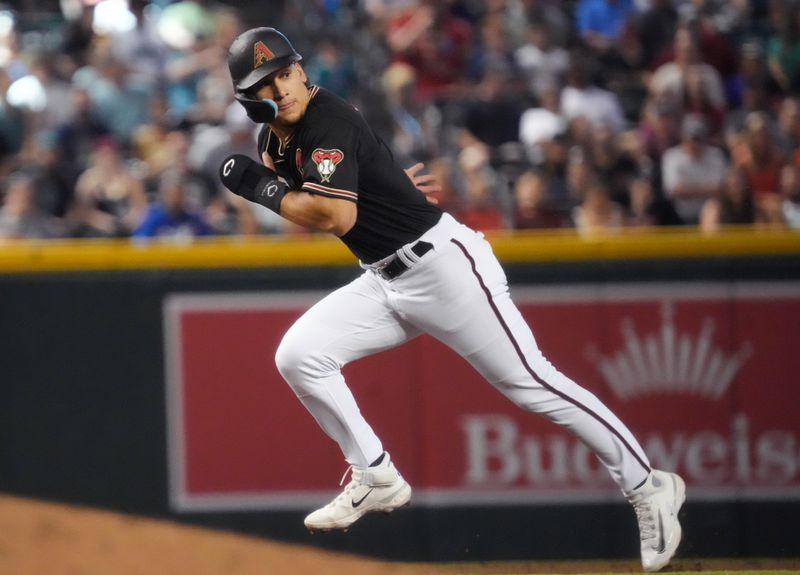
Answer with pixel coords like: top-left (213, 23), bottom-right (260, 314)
top-left (253, 63), bottom-right (310, 127)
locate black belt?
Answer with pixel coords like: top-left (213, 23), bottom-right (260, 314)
top-left (376, 241), bottom-right (433, 280)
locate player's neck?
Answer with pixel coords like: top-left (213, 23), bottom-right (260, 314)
top-left (270, 124), bottom-right (295, 144)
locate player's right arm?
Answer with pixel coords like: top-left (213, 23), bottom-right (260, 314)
top-left (276, 188), bottom-right (356, 236)
top-left (218, 152), bottom-right (356, 237)
top-left (260, 150), bottom-right (356, 236)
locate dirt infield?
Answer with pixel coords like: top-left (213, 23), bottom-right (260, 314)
top-left (0, 495), bottom-right (797, 575)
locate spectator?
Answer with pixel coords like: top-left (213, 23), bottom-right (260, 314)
top-left (571, 176), bottom-right (626, 234)
top-left (0, 173), bottom-right (64, 239)
top-left (6, 52), bottom-right (74, 132)
top-left (304, 36), bottom-right (357, 100)
top-left (561, 55), bottom-right (627, 133)
top-left (72, 45), bottom-right (154, 147)
top-left (0, 68), bottom-right (25, 164)
top-left (514, 21), bottom-right (570, 98)
top-left (455, 145), bottom-right (508, 231)
top-left (59, 2), bottom-right (96, 71)
top-left (564, 146), bottom-right (596, 210)
top-left (522, 0), bottom-right (572, 48)
top-left (465, 10), bottom-right (515, 82)
top-left (775, 97), bottom-right (800, 157)
top-left (54, 83), bottom-right (111, 172)
top-left (638, 94), bottom-right (683, 168)
top-left (649, 26), bottom-right (726, 112)
top-left (69, 138), bottom-right (148, 237)
top-left (780, 163), bottom-right (800, 228)
top-left (597, 19), bottom-right (649, 123)
top-left (724, 41), bottom-right (779, 114)
top-left (682, 62), bottom-right (726, 138)
top-left (661, 115), bottom-right (728, 224)
top-left (385, 0), bottom-right (474, 103)
top-left (586, 121), bottom-right (639, 206)
top-left (133, 169), bottom-right (214, 240)
top-left (519, 84), bottom-right (567, 164)
top-left (699, 167), bottom-right (756, 232)
top-left (381, 62), bottom-right (437, 162)
top-left (767, 2), bottom-right (800, 94)
top-left (458, 68), bottom-right (527, 168)
top-left (192, 8), bottom-right (244, 126)
top-left (733, 111), bottom-right (786, 204)
top-left (109, 0), bottom-right (168, 89)
top-left (511, 169), bottom-right (566, 229)
top-left (638, 0), bottom-right (679, 67)
top-left (424, 156), bottom-right (465, 214)
top-left (162, 6), bottom-right (230, 122)
top-left (25, 130), bottom-right (81, 219)
top-left (627, 173), bottom-right (682, 226)
top-left (575, 0), bottom-right (636, 53)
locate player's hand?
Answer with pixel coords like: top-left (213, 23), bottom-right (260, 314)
top-left (405, 162), bottom-right (442, 205)
top-left (262, 151), bottom-right (276, 171)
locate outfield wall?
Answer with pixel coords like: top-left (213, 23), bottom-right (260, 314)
top-left (1, 228), bottom-right (799, 561)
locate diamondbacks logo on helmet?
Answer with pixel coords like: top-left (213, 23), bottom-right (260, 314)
top-left (311, 149), bottom-right (344, 182)
top-left (254, 41), bottom-right (275, 68)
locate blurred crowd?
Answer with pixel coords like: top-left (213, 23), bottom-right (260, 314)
top-left (1, 0), bottom-right (800, 240)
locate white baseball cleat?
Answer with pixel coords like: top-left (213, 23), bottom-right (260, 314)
top-left (626, 469), bottom-right (686, 572)
top-left (304, 452), bottom-right (412, 532)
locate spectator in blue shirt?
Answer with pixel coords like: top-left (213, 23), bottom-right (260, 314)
top-left (133, 169), bottom-right (213, 239)
top-left (576, 0), bottom-right (636, 52)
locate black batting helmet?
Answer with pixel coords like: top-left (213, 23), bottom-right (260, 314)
top-left (227, 27), bottom-right (302, 93)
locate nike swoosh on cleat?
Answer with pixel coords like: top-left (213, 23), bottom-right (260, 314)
top-left (655, 510), bottom-right (666, 554)
top-left (351, 488), bottom-right (374, 508)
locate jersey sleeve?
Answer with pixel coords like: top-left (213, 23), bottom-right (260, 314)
top-left (299, 120), bottom-right (360, 203)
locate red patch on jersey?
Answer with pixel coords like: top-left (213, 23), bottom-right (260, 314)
top-left (295, 148), bottom-right (304, 177)
top-left (254, 41), bottom-right (275, 68)
top-left (311, 148), bottom-right (344, 183)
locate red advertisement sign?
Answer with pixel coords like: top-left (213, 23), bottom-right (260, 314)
top-left (164, 283), bottom-right (800, 512)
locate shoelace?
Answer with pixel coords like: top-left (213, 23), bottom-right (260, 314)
top-left (328, 466), bottom-right (362, 506)
top-left (633, 501), bottom-right (658, 543)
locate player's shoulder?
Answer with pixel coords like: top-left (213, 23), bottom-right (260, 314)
top-left (304, 86), bottom-right (367, 132)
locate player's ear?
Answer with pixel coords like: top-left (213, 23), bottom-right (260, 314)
top-left (296, 63), bottom-right (308, 83)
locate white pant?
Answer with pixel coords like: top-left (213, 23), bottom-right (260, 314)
top-left (275, 214), bottom-right (651, 492)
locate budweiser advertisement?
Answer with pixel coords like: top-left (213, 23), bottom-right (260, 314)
top-left (163, 282), bottom-right (800, 512)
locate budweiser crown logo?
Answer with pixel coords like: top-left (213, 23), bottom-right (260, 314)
top-left (588, 301), bottom-right (752, 400)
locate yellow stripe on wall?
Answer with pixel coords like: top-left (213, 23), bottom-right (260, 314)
top-left (0, 227), bottom-right (798, 274)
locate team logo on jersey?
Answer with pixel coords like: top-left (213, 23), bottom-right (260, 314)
top-left (295, 148), bottom-right (305, 177)
top-left (311, 148), bottom-right (344, 183)
top-left (254, 41), bottom-right (275, 68)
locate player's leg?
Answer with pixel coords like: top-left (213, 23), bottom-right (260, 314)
top-left (395, 219), bottom-right (684, 570)
top-left (397, 225), bottom-right (651, 491)
top-left (274, 272), bottom-right (415, 530)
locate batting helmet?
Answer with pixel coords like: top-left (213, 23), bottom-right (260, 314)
top-left (227, 27), bottom-right (302, 93)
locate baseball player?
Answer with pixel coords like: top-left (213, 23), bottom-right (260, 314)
top-left (219, 27), bottom-right (686, 572)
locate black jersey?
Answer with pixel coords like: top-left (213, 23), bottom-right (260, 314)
top-left (257, 86), bottom-right (442, 264)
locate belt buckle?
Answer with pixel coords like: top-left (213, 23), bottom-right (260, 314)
top-left (373, 258), bottom-right (396, 281)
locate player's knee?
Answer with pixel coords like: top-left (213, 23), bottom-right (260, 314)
top-left (274, 334), bottom-right (304, 382)
top-left (275, 333), bottom-right (336, 390)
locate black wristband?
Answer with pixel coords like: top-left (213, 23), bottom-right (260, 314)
top-left (252, 175), bottom-right (288, 214)
top-left (219, 154), bottom-right (288, 215)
